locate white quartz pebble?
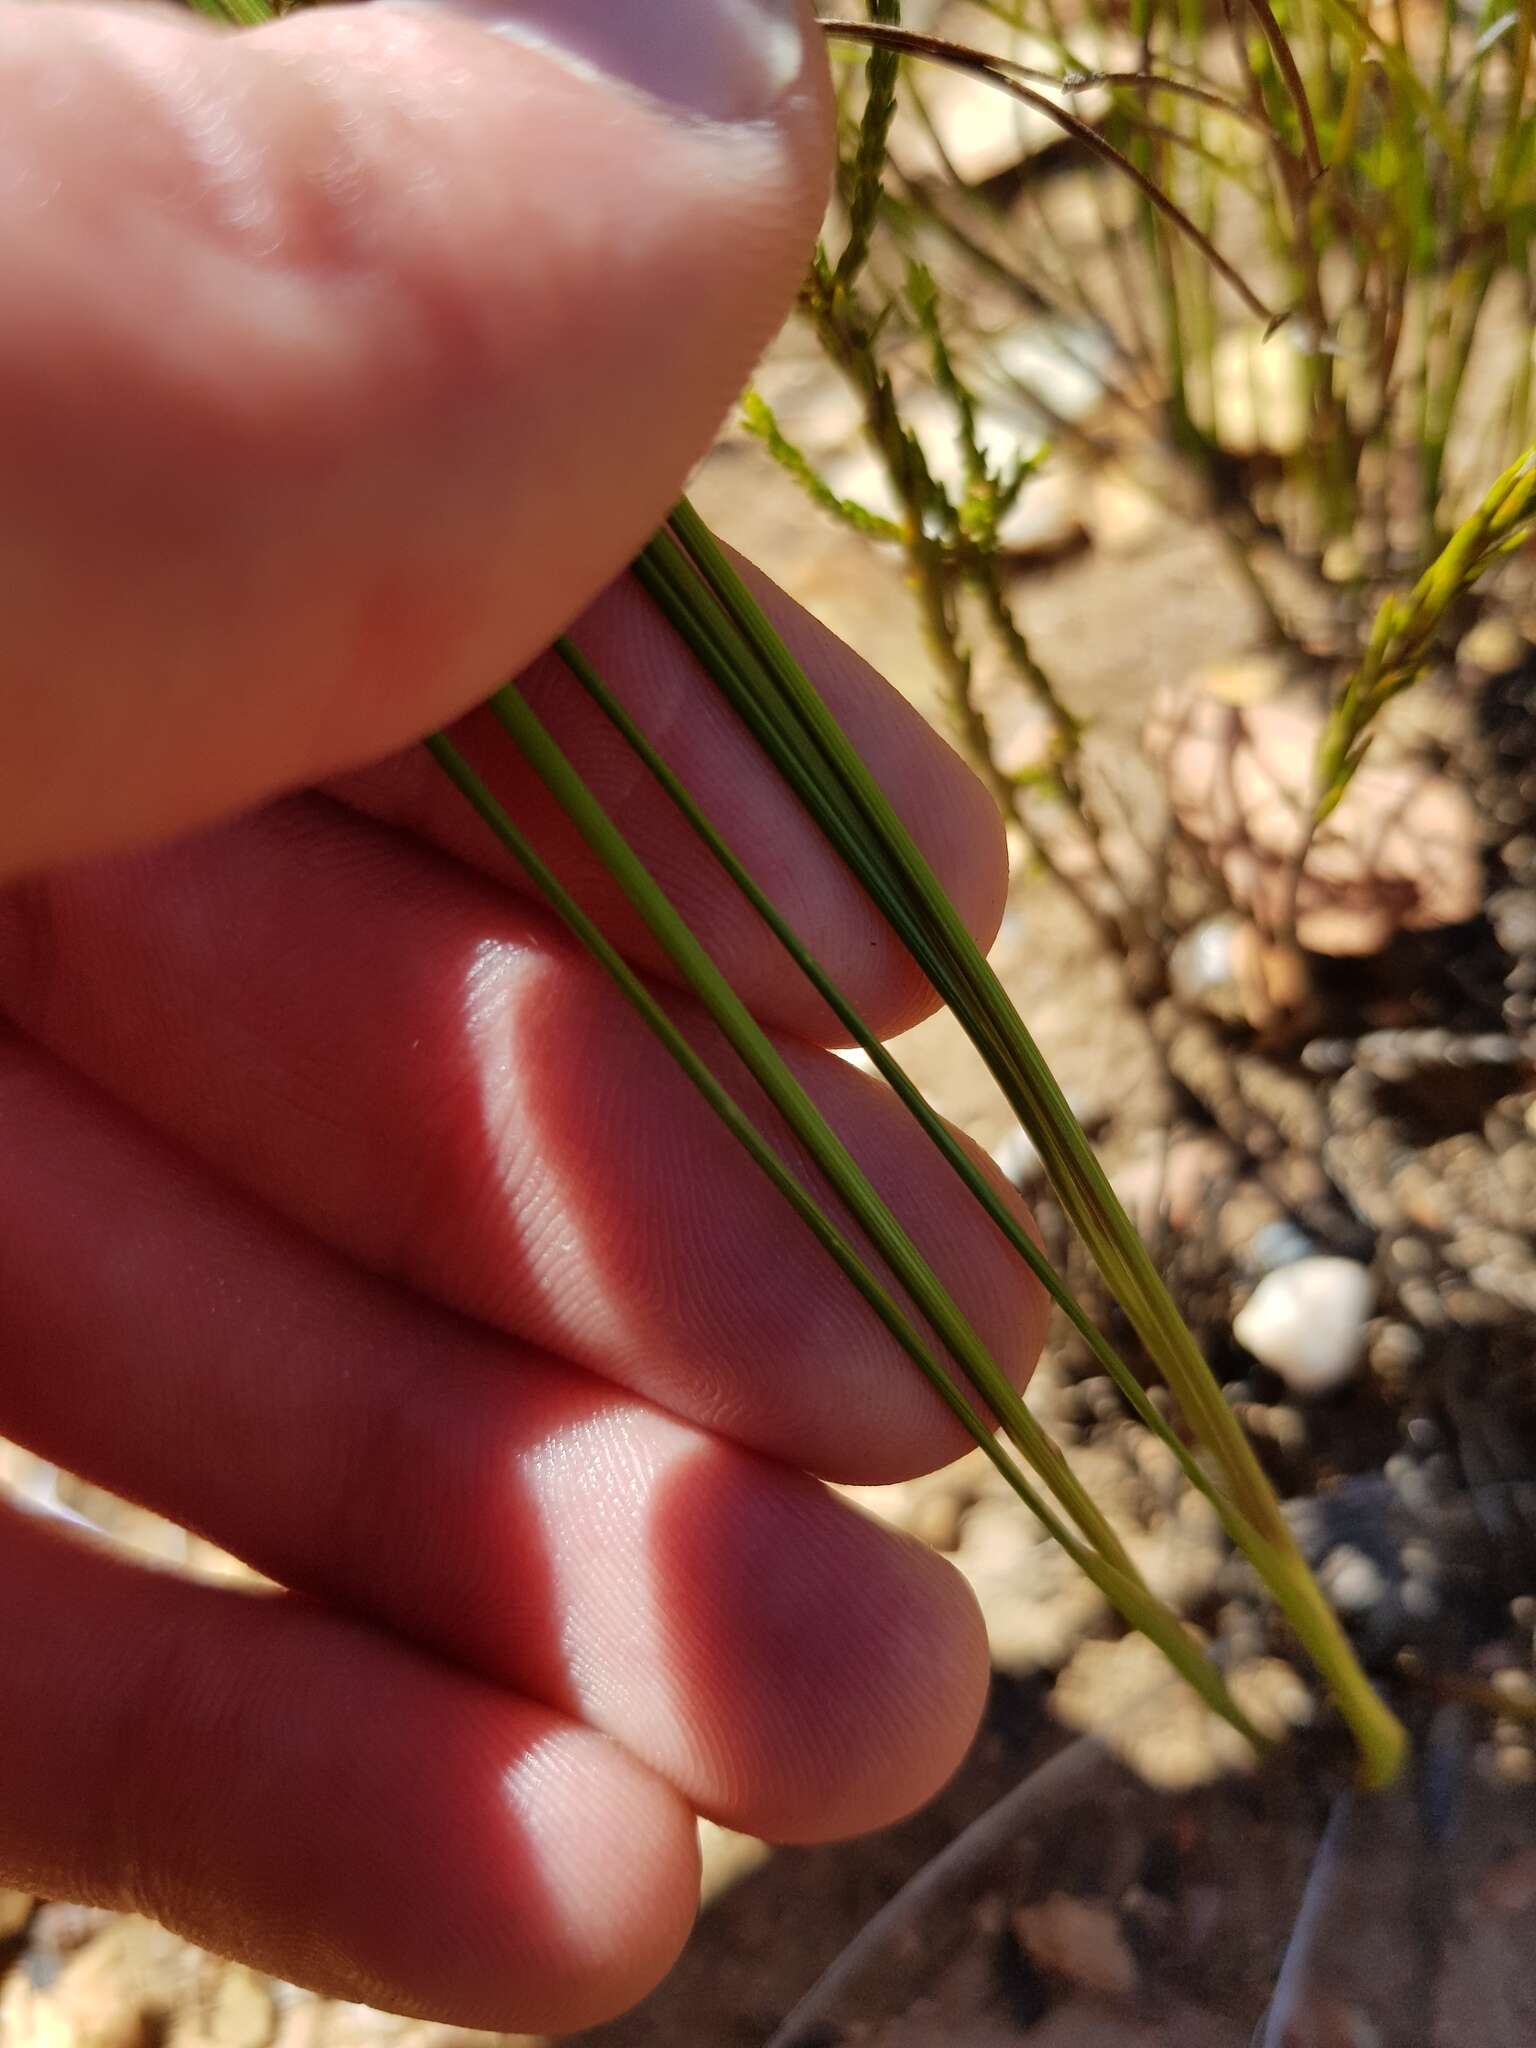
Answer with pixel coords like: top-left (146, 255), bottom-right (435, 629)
top-left (1233, 1257), bottom-right (1375, 1397)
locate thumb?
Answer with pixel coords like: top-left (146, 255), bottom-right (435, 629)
top-left (0, 0), bottom-right (830, 878)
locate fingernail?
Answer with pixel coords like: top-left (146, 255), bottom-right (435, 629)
top-left (415, 0), bottom-right (807, 122)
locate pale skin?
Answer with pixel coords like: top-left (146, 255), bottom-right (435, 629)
top-left (0, 1), bottom-right (1045, 2031)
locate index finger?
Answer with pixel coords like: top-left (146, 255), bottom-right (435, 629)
top-left (0, 1), bottom-right (830, 880)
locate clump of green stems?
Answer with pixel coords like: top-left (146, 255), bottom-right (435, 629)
top-left (427, 504), bottom-right (1408, 1788)
top-left (202, 0), bottom-right (1408, 1787)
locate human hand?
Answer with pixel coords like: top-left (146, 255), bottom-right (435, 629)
top-left (0, 0), bottom-right (1044, 2031)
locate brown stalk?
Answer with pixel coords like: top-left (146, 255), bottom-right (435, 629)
top-left (1236, 0), bottom-right (1326, 179)
top-left (815, 17), bottom-right (1281, 324)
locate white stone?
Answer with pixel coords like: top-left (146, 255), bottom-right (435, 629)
top-left (1320, 1544), bottom-right (1388, 1613)
top-left (1233, 1257), bottom-right (1375, 1396)
top-left (1168, 913), bottom-right (1249, 1022)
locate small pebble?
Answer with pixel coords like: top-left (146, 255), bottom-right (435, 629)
top-left (1495, 1745), bottom-right (1536, 1785)
top-left (1233, 1257), bottom-right (1375, 1397)
top-left (1491, 1667), bottom-right (1536, 1708)
top-left (1458, 614), bottom-right (1527, 675)
top-left (1169, 914), bottom-right (1251, 1024)
top-left (1248, 1402), bottom-right (1308, 1455)
top-left (1013, 1894), bottom-right (1138, 1999)
top-left (1320, 1544), bottom-right (1388, 1613)
top-left (1372, 1326), bottom-right (1421, 1386)
top-left (1386, 1454), bottom-right (1441, 1515)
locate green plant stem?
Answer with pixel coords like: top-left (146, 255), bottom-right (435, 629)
top-left (836, 0), bottom-right (903, 291)
top-left (1240, 0), bottom-right (1325, 176)
top-left (742, 390), bottom-right (905, 543)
